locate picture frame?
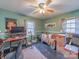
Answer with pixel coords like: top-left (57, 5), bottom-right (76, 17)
top-left (45, 23), bottom-right (56, 29)
top-left (5, 18), bottom-right (17, 31)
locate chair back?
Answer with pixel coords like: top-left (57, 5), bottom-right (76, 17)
top-left (5, 42), bottom-right (23, 59)
top-left (15, 42), bottom-right (23, 59)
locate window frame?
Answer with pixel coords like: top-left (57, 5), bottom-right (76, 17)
top-left (26, 21), bottom-right (35, 36)
top-left (63, 18), bottom-right (76, 33)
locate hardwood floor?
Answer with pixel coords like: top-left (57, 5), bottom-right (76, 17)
top-left (4, 43), bottom-right (78, 59)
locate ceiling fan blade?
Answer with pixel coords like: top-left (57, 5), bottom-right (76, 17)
top-left (47, 7), bottom-right (55, 12)
top-left (45, 0), bottom-right (52, 6)
top-left (24, 0), bottom-right (37, 4)
top-left (32, 9), bottom-right (40, 14)
top-left (23, 0), bottom-right (38, 8)
top-left (27, 4), bottom-right (38, 8)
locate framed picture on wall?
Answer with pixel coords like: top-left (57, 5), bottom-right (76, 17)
top-left (5, 18), bottom-right (17, 31)
top-left (45, 23), bottom-right (56, 29)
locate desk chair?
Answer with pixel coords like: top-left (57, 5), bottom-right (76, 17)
top-left (5, 42), bottom-right (23, 59)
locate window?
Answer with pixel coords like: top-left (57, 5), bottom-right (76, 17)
top-left (26, 22), bottom-right (35, 35)
top-left (63, 19), bottom-right (75, 33)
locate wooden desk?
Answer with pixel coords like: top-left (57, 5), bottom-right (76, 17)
top-left (4, 36), bottom-right (26, 52)
top-left (4, 36), bottom-right (25, 42)
top-left (0, 36), bottom-right (26, 59)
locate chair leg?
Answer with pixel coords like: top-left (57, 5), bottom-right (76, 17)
top-left (54, 40), bottom-right (57, 51)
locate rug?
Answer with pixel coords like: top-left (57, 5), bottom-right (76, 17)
top-left (22, 46), bottom-right (47, 59)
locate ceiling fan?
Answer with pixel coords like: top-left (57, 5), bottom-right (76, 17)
top-left (25, 0), bottom-right (55, 16)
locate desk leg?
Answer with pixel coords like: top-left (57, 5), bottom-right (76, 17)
top-left (22, 38), bottom-right (27, 47)
top-left (10, 42), bottom-right (12, 52)
top-left (25, 38), bottom-right (27, 47)
top-left (1, 43), bottom-right (4, 59)
top-left (1, 49), bottom-right (4, 59)
top-left (78, 48), bottom-right (79, 59)
top-left (54, 40), bottom-right (57, 51)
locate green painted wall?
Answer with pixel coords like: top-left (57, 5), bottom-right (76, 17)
top-left (45, 9), bottom-right (79, 33)
top-left (0, 9), bottom-right (44, 38)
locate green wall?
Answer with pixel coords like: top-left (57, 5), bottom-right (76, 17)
top-left (0, 9), bottom-right (44, 38)
top-left (45, 9), bottom-right (79, 33)
top-left (1, 8), bottom-right (79, 37)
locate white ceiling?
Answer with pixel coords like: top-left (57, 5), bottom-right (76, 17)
top-left (0, 0), bottom-right (79, 19)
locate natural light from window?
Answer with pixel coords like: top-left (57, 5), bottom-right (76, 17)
top-left (63, 18), bottom-right (79, 34)
top-left (26, 21), bottom-right (35, 36)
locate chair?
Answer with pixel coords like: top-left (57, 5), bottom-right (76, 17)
top-left (15, 42), bottom-right (23, 59)
top-left (5, 41), bottom-right (23, 59)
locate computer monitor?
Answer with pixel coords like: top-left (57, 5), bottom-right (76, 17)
top-left (10, 27), bottom-right (25, 33)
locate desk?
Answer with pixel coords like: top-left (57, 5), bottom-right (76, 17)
top-left (4, 36), bottom-right (26, 52)
top-left (0, 36), bottom-right (26, 59)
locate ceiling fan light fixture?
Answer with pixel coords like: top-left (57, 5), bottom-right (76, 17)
top-left (30, 0), bottom-right (55, 15)
top-left (39, 9), bottom-right (45, 14)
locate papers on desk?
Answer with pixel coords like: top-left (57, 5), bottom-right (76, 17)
top-left (65, 44), bottom-right (78, 53)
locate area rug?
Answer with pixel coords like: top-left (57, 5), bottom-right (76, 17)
top-left (22, 46), bottom-right (47, 59)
